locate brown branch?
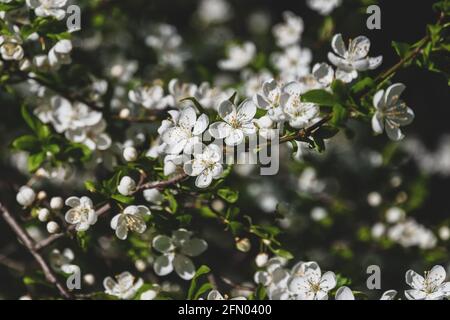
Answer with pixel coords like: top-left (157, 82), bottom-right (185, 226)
top-left (0, 202), bottom-right (72, 299)
top-left (134, 173), bottom-right (189, 194)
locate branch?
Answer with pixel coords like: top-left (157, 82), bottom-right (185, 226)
top-left (0, 202), bottom-right (72, 299)
top-left (135, 174), bottom-right (189, 193)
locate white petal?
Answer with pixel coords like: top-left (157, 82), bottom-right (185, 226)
top-left (237, 99), bottom-right (257, 122)
top-left (385, 83), bottom-right (406, 106)
top-left (349, 36), bottom-right (370, 60)
top-left (181, 238), bottom-right (208, 257)
top-left (209, 122), bottom-right (232, 139)
top-left (320, 271), bottom-right (337, 291)
top-left (65, 196), bottom-right (80, 208)
top-left (335, 286), bottom-right (355, 300)
top-left (218, 100), bottom-right (237, 122)
top-left (153, 254), bottom-right (174, 276)
top-left (405, 270), bottom-right (425, 290)
top-left (192, 114), bottom-right (209, 135)
top-left (405, 289), bottom-right (427, 300)
top-left (225, 129), bottom-right (244, 146)
top-left (152, 235), bottom-right (174, 253)
top-left (369, 56), bottom-right (383, 70)
top-left (385, 124), bottom-right (404, 141)
top-left (427, 265), bottom-right (446, 287)
top-left (371, 113), bottom-right (384, 134)
top-left (380, 290), bottom-right (397, 300)
top-left (331, 34), bottom-right (346, 57)
top-left (178, 107), bottom-right (197, 130)
top-left (173, 254), bottom-right (196, 280)
top-left (195, 171), bottom-right (213, 188)
top-left (373, 90), bottom-right (385, 109)
top-left (110, 214), bottom-right (121, 230)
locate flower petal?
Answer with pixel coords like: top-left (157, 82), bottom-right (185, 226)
top-left (405, 270), bottom-right (425, 290)
top-left (237, 99), bottom-right (257, 123)
top-left (385, 83), bottom-right (406, 106)
top-left (371, 113), bottom-right (384, 134)
top-left (192, 113), bottom-right (209, 136)
top-left (335, 286), bottom-right (355, 300)
top-left (174, 254), bottom-right (196, 280)
top-left (152, 235), bottom-right (174, 253)
top-left (209, 121), bottom-right (232, 139)
top-left (181, 238), bottom-right (208, 257)
top-left (65, 196), bottom-right (80, 208)
top-left (178, 107), bottom-right (197, 130)
top-left (218, 100), bottom-right (237, 122)
top-left (153, 254), bottom-right (174, 276)
top-left (331, 34), bottom-right (346, 57)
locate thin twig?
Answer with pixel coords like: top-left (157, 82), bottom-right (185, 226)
top-left (0, 202), bottom-right (73, 299)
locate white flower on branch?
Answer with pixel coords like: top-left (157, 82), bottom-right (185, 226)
top-left (218, 42), bottom-right (256, 71)
top-left (209, 99), bottom-right (257, 146)
top-left (0, 34), bottom-right (24, 61)
top-left (103, 272), bottom-right (143, 300)
top-left (287, 261), bottom-right (336, 300)
top-left (280, 81), bottom-right (321, 129)
top-left (64, 196), bottom-right (98, 232)
top-left (117, 176), bottom-right (136, 196)
top-left (16, 186), bottom-right (36, 207)
top-left (26, 0), bottom-right (67, 21)
top-left (371, 83), bottom-right (415, 141)
top-left (272, 45), bottom-right (312, 82)
top-left (128, 85), bottom-right (170, 110)
top-left (255, 79), bottom-right (285, 122)
top-left (110, 205), bottom-right (150, 240)
top-left (183, 144), bottom-right (223, 188)
top-left (48, 39), bottom-right (72, 69)
top-left (405, 265), bottom-right (450, 300)
top-left (273, 11), bottom-right (304, 48)
top-left (161, 107), bottom-right (209, 155)
top-left (307, 0), bottom-right (342, 15)
top-left (328, 34), bottom-right (382, 83)
top-left (152, 229), bottom-right (207, 280)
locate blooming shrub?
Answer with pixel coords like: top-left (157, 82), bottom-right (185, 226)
top-left (0, 0), bottom-right (449, 301)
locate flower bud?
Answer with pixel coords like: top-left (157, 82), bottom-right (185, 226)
top-left (46, 221), bottom-right (60, 234)
top-left (119, 108), bottom-right (131, 119)
top-left (83, 274), bottom-right (95, 286)
top-left (255, 253), bottom-right (269, 267)
top-left (143, 189), bottom-right (163, 204)
top-left (38, 208), bottom-right (51, 222)
top-left (37, 191), bottom-right (47, 201)
top-left (16, 186), bottom-right (36, 207)
top-left (50, 197), bottom-right (64, 210)
top-left (236, 238), bottom-right (251, 252)
top-left (117, 176), bottom-right (136, 196)
top-left (123, 147), bottom-right (138, 162)
top-left (135, 259), bottom-right (147, 272)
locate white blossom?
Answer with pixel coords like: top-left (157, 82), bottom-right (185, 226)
top-left (328, 34), bottom-right (382, 83)
top-left (103, 272), bottom-right (143, 300)
top-left (273, 11), bottom-right (304, 48)
top-left (405, 265), bottom-right (450, 300)
top-left (307, 0), bottom-right (342, 15)
top-left (287, 261), bottom-right (336, 300)
top-left (117, 176), bottom-right (136, 196)
top-left (123, 146), bottom-right (138, 162)
top-left (197, 0), bottom-right (232, 25)
top-left (209, 99), bottom-right (257, 146)
top-left (183, 144), bottom-right (223, 188)
top-left (48, 39), bottom-right (72, 69)
top-left (372, 83), bottom-right (415, 141)
top-left (152, 229), bottom-right (207, 280)
top-left (255, 79), bottom-right (285, 122)
top-left (26, 0), bottom-right (67, 20)
top-left (128, 85), bottom-right (170, 110)
top-left (272, 45), bottom-right (312, 82)
top-left (161, 107), bottom-right (209, 155)
top-left (0, 34), bottom-right (24, 61)
top-left (46, 221), bottom-right (60, 233)
top-left (64, 196), bottom-right (98, 232)
top-left (38, 208), bottom-right (51, 222)
top-left (110, 205), bottom-right (150, 240)
top-left (16, 186), bottom-right (36, 207)
top-left (280, 81), bottom-right (321, 129)
top-left (218, 42), bottom-right (256, 71)
top-left (50, 196), bottom-right (64, 210)
top-left (335, 286), bottom-right (354, 300)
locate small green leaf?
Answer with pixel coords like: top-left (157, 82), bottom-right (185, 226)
top-left (270, 248), bottom-right (293, 260)
top-left (392, 41), bottom-right (411, 59)
top-left (28, 152), bottom-right (46, 172)
top-left (187, 265), bottom-right (211, 300)
top-left (12, 135), bottom-right (40, 152)
top-left (301, 89), bottom-right (338, 106)
top-left (111, 194), bottom-right (135, 204)
top-left (217, 188), bottom-right (239, 203)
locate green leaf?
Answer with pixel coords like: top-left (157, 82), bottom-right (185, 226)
top-left (301, 89), bottom-right (338, 106)
top-left (187, 265), bottom-right (211, 300)
top-left (331, 104), bottom-right (349, 126)
top-left (84, 180), bottom-right (97, 193)
top-left (21, 104), bottom-right (38, 132)
top-left (28, 152), bottom-right (46, 172)
top-left (193, 283), bottom-right (214, 300)
top-left (12, 135), bottom-right (40, 152)
top-left (270, 248), bottom-right (293, 260)
top-left (392, 41), bottom-right (411, 59)
top-left (111, 194), bottom-right (135, 204)
top-left (351, 77), bottom-right (375, 94)
top-left (217, 188), bottom-right (239, 203)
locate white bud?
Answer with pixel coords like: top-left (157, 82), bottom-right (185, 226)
top-left (439, 226), bottom-right (450, 241)
top-left (135, 259), bottom-right (147, 272)
top-left (310, 207), bottom-right (328, 221)
top-left (37, 191), bottom-right (47, 201)
top-left (117, 176), bottom-right (136, 196)
top-left (236, 238), bottom-right (251, 252)
top-left (123, 147), bottom-right (138, 162)
top-left (50, 197), bottom-right (64, 210)
top-left (16, 186), bottom-right (36, 207)
top-left (119, 108), bottom-right (131, 119)
top-left (385, 207), bottom-right (405, 224)
top-left (46, 221), bottom-right (60, 234)
top-left (83, 274), bottom-right (95, 286)
top-left (367, 192), bottom-right (382, 207)
top-left (255, 253), bottom-right (269, 267)
top-left (143, 189), bottom-right (163, 204)
top-left (38, 208), bottom-right (51, 222)
top-left (371, 223), bottom-right (385, 239)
